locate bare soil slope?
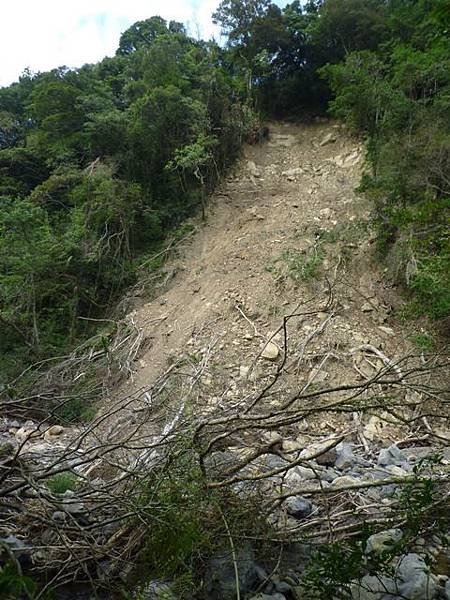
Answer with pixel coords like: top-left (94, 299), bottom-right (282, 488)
top-left (126, 120), bottom-right (413, 440)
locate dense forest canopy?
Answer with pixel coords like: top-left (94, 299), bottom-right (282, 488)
top-left (0, 0), bottom-right (449, 383)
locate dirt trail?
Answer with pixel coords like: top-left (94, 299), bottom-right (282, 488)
top-left (126, 120), bottom-right (410, 429)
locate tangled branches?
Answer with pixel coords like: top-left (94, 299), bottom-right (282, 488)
top-left (0, 299), bottom-right (449, 597)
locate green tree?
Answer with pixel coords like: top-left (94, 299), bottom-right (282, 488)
top-left (116, 16), bottom-right (169, 55)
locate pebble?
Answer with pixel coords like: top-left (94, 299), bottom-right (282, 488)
top-left (319, 133), bottom-right (336, 146)
top-left (378, 325), bottom-right (395, 336)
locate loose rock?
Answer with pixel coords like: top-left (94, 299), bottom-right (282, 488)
top-left (320, 133), bottom-right (336, 147)
top-left (351, 574), bottom-right (396, 599)
top-left (365, 528), bottom-right (403, 555)
top-left (262, 342), bottom-right (279, 361)
top-left (335, 443), bottom-right (356, 470)
top-left (377, 444), bottom-right (408, 468)
top-left (396, 553), bottom-right (437, 599)
top-left (285, 496), bottom-right (313, 519)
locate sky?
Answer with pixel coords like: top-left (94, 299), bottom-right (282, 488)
top-left (0, 0), bottom-right (289, 88)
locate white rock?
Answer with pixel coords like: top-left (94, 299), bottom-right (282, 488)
top-left (378, 326), bottom-right (395, 336)
top-left (239, 366), bottom-right (250, 379)
top-left (320, 133), bottom-right (336, 147)
top-left (261, 342), bottom-right (279, 361)
top-left (246, 160), bottom-right (261, 177)
top-left (330, 475), bottom-right (360, 488)
top-left (282, 167), bottom-right (303, 178)
top-left (361, 302), bottom-right (374, 312)
top-left (46, 425), bottom-right (64, 436)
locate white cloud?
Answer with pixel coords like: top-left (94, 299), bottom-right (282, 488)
top-left (0, 0), bottom-right (223, 87)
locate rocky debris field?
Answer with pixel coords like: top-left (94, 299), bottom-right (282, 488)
top-left (1, 121), bottom-right (448, 599)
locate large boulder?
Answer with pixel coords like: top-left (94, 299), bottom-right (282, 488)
top-left (395, 553), bottom-right (437, 599)
top-left (350, 574), bottom-right (396, 600)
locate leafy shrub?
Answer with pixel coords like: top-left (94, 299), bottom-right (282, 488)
top-left (47, 472), bottom-right (79, 494)
top-left (0, 560), bottom-right (37, 599)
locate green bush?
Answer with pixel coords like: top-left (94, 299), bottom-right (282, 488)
top-left (0, 561), bottom-right (37, 600)
top-left (46, 472), bottom-right (79, 494)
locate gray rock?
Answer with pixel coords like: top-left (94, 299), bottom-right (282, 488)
top-left (275, 580), bottom-right (292, 593)
top-left (205, 451), bottom-right (241, 473)
top-left (300, 440), bottom-right (337, 466)
top-left (52, 511), bottom-right (68, 522)
top-left (285, 496), bottom-right (313, 519)
top-left (396, 553), bottom-right (437, 599)
top-left (335, 443), bottom-right (357, 470)
top-left (320, 467), bottom-right (340, 482)
top-left (61, 490), bottom-right (85, 515)
top-left (204, 544), bottom-right (258, 599)
top-left (61, 501), bottom-right (85, 515)
top-left (377, 444), bottom-right (408, 467)
top-left (365, 529), bottom-right (403, 555)
top-left (351, 574), bottom-right (396, 599)
top-left (1, 535), bottom-right (28, 554)
top-left (317, 448), bottom-right (337, 466)
top-left (263, 455), bottom-right (290, 471)
top-left (255, 565), bottom-right (269, 583)
top-left (445, 579), bottom-right (450, 599)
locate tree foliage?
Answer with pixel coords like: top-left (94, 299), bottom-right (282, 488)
top-left (0, 18), bottom-right (253, 379)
